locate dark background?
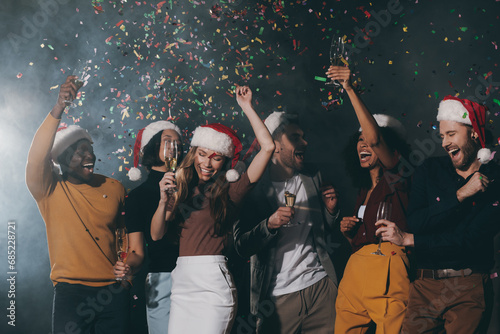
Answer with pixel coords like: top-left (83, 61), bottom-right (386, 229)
top-left (1, 0), bottom-right (499, 333)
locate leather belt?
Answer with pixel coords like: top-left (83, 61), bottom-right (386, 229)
top-left (417, 268), bottom-right (473, 279)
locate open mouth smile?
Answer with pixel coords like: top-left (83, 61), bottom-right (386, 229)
top-left (359, 151), bottom-right (372, 163)
top-left (82, 163), bottom-right (94, 173)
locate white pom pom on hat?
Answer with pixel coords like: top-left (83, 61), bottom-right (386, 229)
top-left (190, 123), bottom-right (243, 182)
top-left (51, 125), bottom-right (93, 164)
top-left (358, 114), bottom-right (407, 140)
top-left (129, 120), bottom-right (182, 181)
top-left (437, 95), bottom-right (492, 164)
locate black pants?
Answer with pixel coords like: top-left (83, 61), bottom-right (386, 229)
top-left (52, 282), bottom-right (130, 334)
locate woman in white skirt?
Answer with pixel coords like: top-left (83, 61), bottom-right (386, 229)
top-left (151, 85), bottom-right (275, 334)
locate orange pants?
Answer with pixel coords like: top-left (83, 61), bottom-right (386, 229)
top-left (335, 243), bottom-right (410, 334)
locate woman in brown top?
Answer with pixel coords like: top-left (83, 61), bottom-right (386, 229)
top-left (151, 85), bottom-right (275, 334)
top-left (327, 65), bottom-right (412, 333)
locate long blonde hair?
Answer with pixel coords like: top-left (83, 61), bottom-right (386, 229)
top-left (174, 147), bottom-right (233, 236)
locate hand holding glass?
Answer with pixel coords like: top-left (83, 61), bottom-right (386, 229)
top-left (372, 202), bottom-right (392, 256)
top-left (63, 60), bottom-right (91, 107)
top-left (164, 140), bottom-right (179, 193)
top-left (115, 227), bottom-right (129, 280)
top-left (326, 36), bottom-right (346, 86)
top-left (282, 178), bottom-right (298, 228)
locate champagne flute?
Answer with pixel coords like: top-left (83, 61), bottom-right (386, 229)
top-left (115, 227), bottom-right (129, 280)
top-left (63, 60), bottom-right (91, 107)
top-left (325, 36), bottom-right (346, 86)
top-left (372, 202), bottom-right (392, 256)
top-left (164, 140), bottom-right (179, 193)
top-left (282, 178), bottom-right (297, 228)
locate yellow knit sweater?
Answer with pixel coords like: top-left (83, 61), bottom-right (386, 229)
top-left (26, 114), bottom-right (126, 287)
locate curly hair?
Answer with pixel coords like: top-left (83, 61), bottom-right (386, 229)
top-left (343, 127), bottom-right (411, 189)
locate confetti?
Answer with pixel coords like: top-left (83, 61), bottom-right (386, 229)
top-left (314, 76), bottom-right (327, 82)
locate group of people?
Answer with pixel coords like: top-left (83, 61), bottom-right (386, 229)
top-left (26, 66), bottom-right (499, 334)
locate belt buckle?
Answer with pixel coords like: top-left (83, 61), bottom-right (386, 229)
top-left (438, 269), bottom-right (449, 279)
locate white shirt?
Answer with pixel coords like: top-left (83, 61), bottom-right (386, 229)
top-left (269, 174), bottom-right (327, 297)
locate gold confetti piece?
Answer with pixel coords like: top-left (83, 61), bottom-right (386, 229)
top-left (50, 85), bottom-right (59, 90)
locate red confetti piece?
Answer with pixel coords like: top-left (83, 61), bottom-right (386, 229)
top-left (391, 251), bottom-right (396, 255)
top-left (116, 20), bottom-right (124, 27)
top-left (16, 73), bottom-right (22, 79)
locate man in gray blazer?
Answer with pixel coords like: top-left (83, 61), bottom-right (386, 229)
top-left (233, 112), bottom-right (342, 334)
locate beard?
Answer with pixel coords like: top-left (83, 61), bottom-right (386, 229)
top-left (453, 138), bottom-right (479, 171)
top-left (280, 148), bottom-right (305, 172)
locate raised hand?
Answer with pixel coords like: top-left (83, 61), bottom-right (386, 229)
top-left (268, 206), bottom-right (295, 230)
top-left (326, 65), bottom-right (352, 90)
top-left (159, 172), bottom-right (177, 203)
top-left (235, 84), bottom-right (253, 108)
top-left (456, 172), bottom-right (490, 202)
top-left (51, 75), bottom-right (82, 119)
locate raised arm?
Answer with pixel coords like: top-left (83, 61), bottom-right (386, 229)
top-left (150, 172), bottom-right (176, 241)
top-left (235, 85), bottom-right (275, 183)
top-left (26, 76), bottom-right (81, 200)
top-left (326, 66), bottom-right (398, 169)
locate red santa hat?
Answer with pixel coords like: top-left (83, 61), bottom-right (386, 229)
top-left (129, 120), bottom-right (182, 181)
top-left (359, 114), bottom-right (407, 140)
top-left (51, 125), bottom-right (93, 164)
top-left (437, 95), bottom-right (492, 164)
top-left (190, 123), bottom-right (243, 182)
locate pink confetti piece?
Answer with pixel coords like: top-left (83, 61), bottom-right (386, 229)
top-left (436, 197), bottom-right (440, 201)
top-left (16, 73), bottom-right (22, 79)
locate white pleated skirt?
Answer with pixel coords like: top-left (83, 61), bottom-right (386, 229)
top-left (168, 255), bottom-right (237, 334)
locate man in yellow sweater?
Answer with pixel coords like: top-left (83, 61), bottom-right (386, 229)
top-left (26, 75), bottom-right (129, 334)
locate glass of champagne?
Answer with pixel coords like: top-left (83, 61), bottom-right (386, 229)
top-left (282, 178), bottom-right (297, 228)
top-left (372, 202), bottom-right (392, 256)
top-left (115, 227), bottom-right (129, 280)
top-left (164, 140), bottom-right (179, 193)
top-left (64, 60), bottom-right (90, 107)
top-left (325, 36), bottom-right (346, 86)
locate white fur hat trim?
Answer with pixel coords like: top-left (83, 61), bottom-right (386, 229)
top-left (437, 99), bottom-right (472, 125)
top-left (51, 125), bottom-right (92, 164)
top-left (359, 114), bottom-right (407, 139)
top-left (190, 126), bottom-right (234, 158)
top-left (264, 111), bottom-right (286, 135)
top-left (141, 121), bottom-right (182, 150)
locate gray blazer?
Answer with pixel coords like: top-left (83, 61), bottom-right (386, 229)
top-left (233, 166), bottom-right (340, 319)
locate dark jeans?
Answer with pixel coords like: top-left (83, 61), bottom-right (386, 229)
top-left (52, 282), bottom-right (130, 334)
